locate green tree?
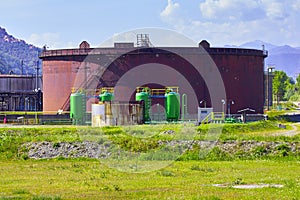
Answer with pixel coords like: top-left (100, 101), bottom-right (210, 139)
top-left (284, 83), bottom-right (294, 101)
top-left (272, 70), bottom-right (289, 103)
top-left (295, 74), bottom-right (300, 92)
top-left (289, 74), bottom-right (300, 101)
top-left (284, 77), bottom-right (295, 100)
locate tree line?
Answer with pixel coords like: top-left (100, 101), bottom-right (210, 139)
top-left (272, 70), bottom-right (300, 102)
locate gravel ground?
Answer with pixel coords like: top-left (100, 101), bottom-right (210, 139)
top-left (23, 140), bottom-right (300, 159)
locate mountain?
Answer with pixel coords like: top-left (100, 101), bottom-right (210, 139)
top-left (237, 40), bottom-right (300, 78)
top-left (239, 40), bottom-right (277, 51)
top-left (0, 26), bottom-right (41, 75)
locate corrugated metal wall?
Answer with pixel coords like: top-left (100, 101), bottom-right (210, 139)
top-left (0, 75), bottom-right (42, 92)
top-left (0, 75), bottom-right (43, 111)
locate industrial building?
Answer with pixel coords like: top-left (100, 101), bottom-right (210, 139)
top-left (40, 39), bottom-right (268, 115)
top-left (0, 74), bottom-right (42, 111)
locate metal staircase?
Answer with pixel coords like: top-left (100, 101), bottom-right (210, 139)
top-left (60, 74), bottom-right (100, 111)
top-left (201, 112), bottom-right (225, 124)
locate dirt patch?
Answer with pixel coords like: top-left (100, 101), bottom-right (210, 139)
top-left (272, 122), bottom-right (300, 137)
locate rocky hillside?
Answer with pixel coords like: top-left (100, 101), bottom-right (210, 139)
top-left (0, 26), bottom-right (41, 75)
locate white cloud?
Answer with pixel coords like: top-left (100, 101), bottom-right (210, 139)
top-left (263, 1), bottom-right (289, 20)
top-left (100, 28), bottom-right (196, 47)
top-left (100, 32), bottom-right (137, 47)
top-left (293, 0), bottom-right (300, 10)
top-left (160, 0), bottom-right (300, 47)
top-left (198, 0), bottom-right (293, 22)
top-left (27, 33), bottom-right (78, 49)
top-left (160, 0), bottom-right (186, 33)
top-left (27, 33), bottom-right (61, 48)
top-left (199, 0), bottom-right (265, 22)
top-left (160, 0), bottom-right (180, 18)
top-left (66, 42), bottom-right (78, 48)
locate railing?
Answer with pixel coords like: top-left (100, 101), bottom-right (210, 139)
top-left (136, 87), bottom-right (151, 94)
top-left (136, 86), bottom-right (179, 96)
top-left (151, 89), bottom-right (166, 97)
top-left (100, 87), bottom-right (114, 94)
top-left (201, 112), bottom-right (225, 124)
top-left (40, 46), bottom-right (267, 58)
top-left (60, 93), bottom-right (71, 111)
top-left (201, 112), bottom-right (213, 124)
top-left (40, 48), bottom-right (92, 57)
top-left (213, 112), bottom-right (225, 121)
top-left (40, 47), bottom-right (136, 58)
top-left (208, 48), bottom-right (266, 57)
top-left (164, 86), bottom-right (179, 93)
top-left (61, 73), bottom-right (101, 111)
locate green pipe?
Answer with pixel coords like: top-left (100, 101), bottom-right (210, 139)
top-left (181, 94), bottom-right (187, 121)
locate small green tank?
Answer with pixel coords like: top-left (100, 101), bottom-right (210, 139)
top-left (70, 92), bottom-right (84, 124)
top-left (165, 92), bottom-right (180, 121)
top-left (136, 91), bottom-right (151, 122)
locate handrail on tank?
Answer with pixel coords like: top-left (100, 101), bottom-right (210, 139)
top-left (151, 89), bottom-right (166, 96)
top-left (71, 87), bottom-right (84, 93)
top-left (71, 87), bottom-right (100, 94)
top-left (100, 87), bottom-right (114, 94)
top-left (136, 87), bottom-right (150, 93)
top-left (165, 86), bottom-right (179, 94)
top-left (136, 86), bottom-right (179, 95)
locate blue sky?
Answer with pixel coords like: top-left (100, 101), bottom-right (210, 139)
top-left (1, 0), bottom-right (300, 48)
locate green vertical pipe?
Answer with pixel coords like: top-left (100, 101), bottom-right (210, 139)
top-left (181, 94), bottom-right (187, 121)
top-left (82, 93), bottom-right (86, 125)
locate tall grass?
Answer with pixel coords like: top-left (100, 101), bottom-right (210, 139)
top-left (0, 121), bottom-right (299, 160)
top-left (197, 120), bottom-right (299, 142)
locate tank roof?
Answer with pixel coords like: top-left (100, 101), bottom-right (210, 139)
top-left (40, 41), bottom-right (268, 58)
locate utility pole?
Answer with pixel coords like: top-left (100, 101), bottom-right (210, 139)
top-left (35, 60), bottom-right (40, 90)
top-left (21, 60), bottom-right (24, 75)
top-left (227, 100), bottom-right (234, 117)
top-left (267, 66), bottom-right (275, 110)
top-left (35, 60), bottom-right (40, 123)
top-left (221, 99), bottom-right (226, 115)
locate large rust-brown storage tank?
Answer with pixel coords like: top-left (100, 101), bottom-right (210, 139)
top-left (40, 41), bottom-right (267, 114)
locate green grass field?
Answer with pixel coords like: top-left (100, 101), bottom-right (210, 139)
top-left (0, 160), bottom-right (299, 200)
top-left (0, 121), bottom-right (299, 199)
